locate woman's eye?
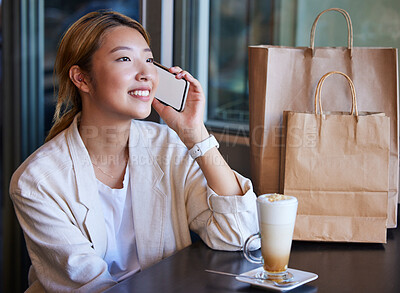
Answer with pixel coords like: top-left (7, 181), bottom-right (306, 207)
top-left (118, 57), bottom-right (131, 62)
top-left (146, 58), bottom-right (154, 63)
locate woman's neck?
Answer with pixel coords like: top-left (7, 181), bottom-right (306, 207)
top-left (81, 128), bottom-right (129, 162)
top-left (78, 113), bottom-right (131, 188)
top-left (78, 113), bottom-right (131, 159)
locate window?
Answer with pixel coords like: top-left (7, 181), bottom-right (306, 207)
top-left (173, 0), bottom-right (277, 133)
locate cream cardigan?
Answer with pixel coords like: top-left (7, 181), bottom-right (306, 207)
top-left (10, 115), bottom-right (259, 292)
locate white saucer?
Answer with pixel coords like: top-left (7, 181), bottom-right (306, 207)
top-left (236, 267), bottom-right (318, 291)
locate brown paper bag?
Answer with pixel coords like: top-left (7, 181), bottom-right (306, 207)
top-left (248, 8), bottom-right (399, 228)
top-left (283, 71), bottom-right (390, 243)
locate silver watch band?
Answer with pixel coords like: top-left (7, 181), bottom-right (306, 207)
top-left (188, 134), bottom-right (219, 159)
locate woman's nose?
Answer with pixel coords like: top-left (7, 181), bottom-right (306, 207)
top-left (136, 62), bottom-right (154, 81)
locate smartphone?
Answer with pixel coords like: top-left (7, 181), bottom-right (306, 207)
top-left (154, 62), bottom-right (189, 112)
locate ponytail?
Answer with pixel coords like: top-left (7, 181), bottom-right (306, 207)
top-left (45, 108), bottom-right (80, 142)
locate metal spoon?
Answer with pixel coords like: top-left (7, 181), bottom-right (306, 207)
top-left (205, 269), bottom-right (299, 287)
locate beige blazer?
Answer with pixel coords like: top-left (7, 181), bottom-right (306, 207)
top-left (10, 115), bottom-right (259, 292)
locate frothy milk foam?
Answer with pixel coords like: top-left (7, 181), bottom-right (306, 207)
top-left (257, 194), bottom-right (298, 273)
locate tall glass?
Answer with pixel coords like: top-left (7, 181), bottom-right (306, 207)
top-left (243, 194), bottom-right (298, 280)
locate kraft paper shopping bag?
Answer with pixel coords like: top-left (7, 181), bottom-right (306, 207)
top-left (283, 71), bottom-right (389, 243)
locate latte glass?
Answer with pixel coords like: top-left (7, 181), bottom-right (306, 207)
top-left (243, 194), bottom-right (298, 280)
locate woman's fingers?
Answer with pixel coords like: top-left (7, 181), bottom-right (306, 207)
top-left (169, 66), bottom-right (182, 74)
top-left (169, 67), bottom-right (198, 85)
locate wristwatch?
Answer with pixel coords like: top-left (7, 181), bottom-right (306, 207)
top-left (189, 134), bottom-right (219, 159)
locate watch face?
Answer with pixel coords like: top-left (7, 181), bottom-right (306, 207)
top-left (189, 145), bottom-right (202, 159)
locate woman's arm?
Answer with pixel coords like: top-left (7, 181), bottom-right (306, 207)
top-left (183, 157), bottom-right (259, 250)
top-left (152, 67), bottom-right (242, 196)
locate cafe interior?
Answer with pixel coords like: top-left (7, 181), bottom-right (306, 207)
top-left (1, 0), bottom-right (400, 292)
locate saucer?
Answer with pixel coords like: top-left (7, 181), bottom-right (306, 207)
top-left (236, 267), bottom-right (318, 291)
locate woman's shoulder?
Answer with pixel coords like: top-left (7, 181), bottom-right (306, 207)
top-left (10, 130), bottom-right (73, 196)
top-left (131, 120), bottom-right (191, 167)
top-left (133, 119), bottom-right (173, 133)
top-left (132, 120), bottom-right (186, 147)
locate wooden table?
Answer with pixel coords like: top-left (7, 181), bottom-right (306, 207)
top-left (105, 208), bottom-right (400, 293)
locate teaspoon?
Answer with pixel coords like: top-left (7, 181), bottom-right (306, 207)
top-left (205, 269), bottom-right (299, 287)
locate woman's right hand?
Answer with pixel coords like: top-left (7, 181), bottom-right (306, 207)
top-left (152, 66), bottom-right (209, 148)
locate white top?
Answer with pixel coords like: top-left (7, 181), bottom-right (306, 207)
top-left (97, 166), bottom-right (141, 281)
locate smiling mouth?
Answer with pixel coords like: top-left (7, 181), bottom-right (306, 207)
top-left (128, 90), bottom-right (150, 97)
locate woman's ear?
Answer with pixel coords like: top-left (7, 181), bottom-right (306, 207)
top-left (69, 65), bottom-right (90, 93)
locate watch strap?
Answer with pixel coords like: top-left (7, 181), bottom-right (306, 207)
top-left (188, 134), bottom-right (219, 159)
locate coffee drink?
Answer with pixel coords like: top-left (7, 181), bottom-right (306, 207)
top-left (244, 194), bottom-right (298, 278)
top-left (258, 194), bottom-right (297, 273)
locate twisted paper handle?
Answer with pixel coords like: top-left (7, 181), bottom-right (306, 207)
top-left (314, 71), bottom-right (358, 116)
top-left (310, 8), bottom-right (353, 57)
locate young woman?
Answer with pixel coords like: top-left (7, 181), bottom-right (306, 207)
top-left (10, 10), bottom-right (258, 292)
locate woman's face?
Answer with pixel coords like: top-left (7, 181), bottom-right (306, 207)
top-left (84, 25), bottom-right (158, 122)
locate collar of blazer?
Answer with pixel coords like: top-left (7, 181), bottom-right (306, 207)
top-left (66, 114), bottom-right (167, 269)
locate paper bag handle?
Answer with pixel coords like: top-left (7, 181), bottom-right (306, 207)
top-left (314, 71), bottom-right (358, 116)
top-left (310, 8), bottom-right (353, 57)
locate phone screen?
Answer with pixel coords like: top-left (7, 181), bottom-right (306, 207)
top-left (154, 62), bottom-right (189, 112)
